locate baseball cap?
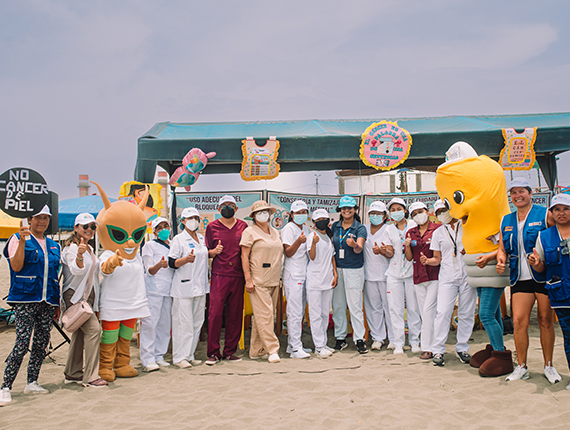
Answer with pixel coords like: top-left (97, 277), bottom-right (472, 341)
top-left (434, 199), bottom-right (446, 212)
top-left (339, 196), bottom-right (357, 208)
top-left (440, 141), bottom-right (478, 167)
top-left (181, 207), bottom-right (200, 219)
top-left (387, 197), bottom-right (406, 210)
top-left (151, 217), bottom-right (169, 230)
top-left (290, 200), bottom-right (308, 212)
top-left (409, 202), bottom-right (427, 214)
top-left (312, 209), bottom-right (329, 220)
top-left (218, 195), bottom-right (237, 206)
top-left (74, 212), bottom-right (98, 226)
top-left (32, 205), bottom-right (51, 217)
top-left (549, 193), bottom-right (570, 210)
top-left (508, 177), bottom-right (532, 192)
top-left (368, 201), bottom-right (387, 214)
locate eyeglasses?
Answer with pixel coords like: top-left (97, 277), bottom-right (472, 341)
top-left (82, 224), bottom-right (97, 231)
top-left (560, 239), bottom-right (569, 256)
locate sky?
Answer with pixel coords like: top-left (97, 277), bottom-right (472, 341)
top-left (1, 0), bottom-right (569, 200)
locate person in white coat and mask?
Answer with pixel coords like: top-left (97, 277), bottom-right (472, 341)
top-left (140, 217), bottom-right (174, 372)
top-left (281, 200), bottom-right (312, 358)
top-left (168, 208), bottom-right (209, 368)
top-left (363, 201), bottom-right (393, 350)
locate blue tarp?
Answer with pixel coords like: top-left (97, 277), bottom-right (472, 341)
top-left (58, 195), bottom-right (117, 231)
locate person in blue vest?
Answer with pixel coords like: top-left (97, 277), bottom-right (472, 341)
top-left (528, 193), bottom-right (570, 390)
top-left (0, 205), bottom-right (61, 405)
top-left (496, 177), bottom-right (560, 384)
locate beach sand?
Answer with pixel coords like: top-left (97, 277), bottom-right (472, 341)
top-left (1, 257), bottom-right (570, 429)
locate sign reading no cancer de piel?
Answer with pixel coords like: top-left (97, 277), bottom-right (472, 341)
top-left (0, 167), bottom-right (49, 218)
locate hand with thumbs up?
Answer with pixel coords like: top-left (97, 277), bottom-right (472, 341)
top-left (213, 239), bottom-right (224, 255)
top-left (102, 249), bottom-right (123, 274)
top-left (312, 232), bottom-right (320, 244)
top-left (379, 242), bottom-right (388, 256)
top-left (187, 249), bottom-right (196, 264)
top-left (528, 248), bottom-right (542, 268)
top-left (419, 252), bottom-right (428, 266)
top-left (346, 233), bottom-right (357, 248)
top-left (373, 241), bottom-right (381, 255)
top-left (496, 254), bottom-right (506, 274)
top-left (404, 234), bottom-right (412, 248)
top-left (297, 231), bottom-right (307, 244)
top-left (159, 255), bottom-right (168, 268)
top-left (77, 237), bottom-right (88, 258)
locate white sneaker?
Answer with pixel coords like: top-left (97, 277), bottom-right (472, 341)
top-left (175, 359), bottom-right (192, 369)
top-left (387, 342), bottom-right (395, 350)
top-left (506, 364), bottom-right (529, 381)
top-left (544, 363), bottom-right (562, 384)
top-left (410, 344), bottom-right (421, 354)
top-left (268, 353), bottom-right (281, 363)
top-left (156, 360), bottom-right (170, 368)
top-left (250, 354), bottom-right (268, 360)
top-left (324, 346), bottom-right (336, 353)
top-left (394, 346), bottom-right (404, 355)
top-left (290, 349), bottom-right (310, 359)
top-left (286, 345), bottom-right (312, 354)
top-left (143, 362), bottom-right (160, 372)
top-left (24, 381), bottom-right (49, 394)
top-left (0, 388), bottom-right (11, 404)
top-left (371, 340), bottom-right (384, 350)
top-left (316, 348), bottom-right (333, 358)
top-left (190, 359), bottom-right (203, 366)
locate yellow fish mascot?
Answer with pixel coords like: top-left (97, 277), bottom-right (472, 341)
top-left (91, 181), bottom-right (151, 382)
top-left (435, 142), bottom-right (514, 377)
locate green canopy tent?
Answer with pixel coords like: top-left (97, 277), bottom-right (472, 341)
top-left (135, 112), bottom-right (570, 190)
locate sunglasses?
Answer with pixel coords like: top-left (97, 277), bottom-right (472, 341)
top-left (82, 224), bottom-right (97, 231)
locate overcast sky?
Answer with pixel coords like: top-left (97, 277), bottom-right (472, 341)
top-left (1, 0), bottom-right (569, 200)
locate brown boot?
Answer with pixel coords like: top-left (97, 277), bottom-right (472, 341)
top-left (114, 336), bottom-right (138, 378)
top-left (470, 344), bottom-right (493, 368)
top-left (478, 350), bottom-right (514, 377)
top-left (99, 342), bottom-right (117, 382)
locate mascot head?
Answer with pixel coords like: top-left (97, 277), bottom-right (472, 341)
top-left (91, 181), bottom-right (149, 260)
top-left (435, 142), bottom-right (510, 254)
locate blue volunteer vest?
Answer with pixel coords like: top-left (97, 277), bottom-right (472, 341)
top-left (4, 233), bottom-right (61, 305)
top-left (501, 205), bottom-right (547, 285)
top-left (541, 226), bottom-right (570, 308)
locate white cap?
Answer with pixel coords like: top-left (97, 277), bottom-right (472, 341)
top-left (74, 212), bottom-right (98, 226)
top-left (549, 193), bottom-right (570, 209)
top-left (368, 201), bottom-right (387, 214)
top-left (290, 200), bottom-right (308, 212)
top-left (181, 207), bottom-right (200, 219)
top-left (434, 199), bottom-right (446, 211)
top-left (409, 202), bottom-right (427, 214)
top-left (32, 205), bottom-right (51, 217)
top-left (218, 195), bottom-right (237, 206)
top-left (509, 177), bottom-right (532, 192)
top-left (387, 197), bottom-right (406, 210)
top-left (440, 141), bottom-right (478, 167)
top-left (312, 209), bottom-right (329, 221)
top-left (151, 217), bottom-right (169, 231)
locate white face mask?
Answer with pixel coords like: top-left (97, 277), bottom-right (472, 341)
top-left (437, 211), bottom-right (453, 225)
top-left (413, 212), bottom-right (429, 225)
top-left (186, 219), bottom-right (199, 231)
top-left (256, 211), bottom-right (270, 223)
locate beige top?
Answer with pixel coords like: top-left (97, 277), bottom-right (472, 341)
top-left (240, 224), bottom-right (283, 287)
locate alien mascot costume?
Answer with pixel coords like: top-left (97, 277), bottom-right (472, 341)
top-left (92, 181), bottom-right (151, 382)
top-left (435, 142), bottom-right (514, 377)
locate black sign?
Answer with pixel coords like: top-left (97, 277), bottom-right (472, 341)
top-left (0, 167), bottom-right (49, 218)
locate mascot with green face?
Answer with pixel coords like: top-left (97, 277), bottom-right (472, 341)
top-left (92, 181), bottom-right (150, 382)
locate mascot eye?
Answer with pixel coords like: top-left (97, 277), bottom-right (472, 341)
top-left (453, 191), bottom-right (465, 205)
top-left (132, 226), bottom-right (146, 244)
top-left (443, 198), bottom-right (451, 210)
top-left (106, 225), bottom-right (128, 244)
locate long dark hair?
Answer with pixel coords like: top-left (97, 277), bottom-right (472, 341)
top-left (336, 205), bottom-right (361, 223)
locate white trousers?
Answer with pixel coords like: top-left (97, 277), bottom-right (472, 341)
top-left (432, 278), bottom-right (477, 354)
top-left (414, 280), bottom-right (439, 352)
top-left (139, 294), bottom-right (172, 367)
top-left (386, 275), bottom-right (421, 347)
top-left (307, 289), bottom-right (333, 349)
top-left (332, 267), bottom-right (366, 341)
top-left (283, 275), bottom-right (307, 352)
top-left (363, 280), bottom-right (394, 342)
top-left (171, 295), bottom-right (206, 363)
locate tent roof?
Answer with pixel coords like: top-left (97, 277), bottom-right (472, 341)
top-left (58, 195), bottom-right (117, 231)
top-left (136, 112), bottom-right (570, 189)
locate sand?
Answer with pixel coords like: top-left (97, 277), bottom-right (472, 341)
top-left (1, 256), bottom-right (570, 430)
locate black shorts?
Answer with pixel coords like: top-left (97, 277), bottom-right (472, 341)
top-left (511, 279), bottom-right (548, 295)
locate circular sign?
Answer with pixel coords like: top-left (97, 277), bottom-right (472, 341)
top-left (0, 167), bottom-right (49, 218)
top-left (360, 121), bottom-right (413, 170)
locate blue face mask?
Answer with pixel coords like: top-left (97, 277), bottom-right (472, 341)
top-left (369, 214), bottom-right (385, 226)
top-left (391, 211), bottom-right (405, 222)
top-left (293, 214), bottom-right (308, 225)
top-left (157, 228), bottom-right (170, 241)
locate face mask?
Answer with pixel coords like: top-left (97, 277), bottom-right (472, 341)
top-left (157, 228), bottom-right (170, 241)
top-left (369, 214), bottom-right (385, 226)
top-left (293, 214), bottom-right (308, 225)
top-left (437, 211), bottom-right (453, 225)
top-left (185, 219), bottom-right (199, 231)
top-left (413, 213), bottom-right (429, 225)
top-left (221, 206), bottom-right (235, 219)
top-left (315, 219), bottom-right (329, 231)
top-left (391, 211), bottom-right (405, 222)
top-left (256, 211), bottom-right (270, 223)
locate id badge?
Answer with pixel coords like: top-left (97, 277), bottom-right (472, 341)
top-left (339, 249), bottom-right (345, 259)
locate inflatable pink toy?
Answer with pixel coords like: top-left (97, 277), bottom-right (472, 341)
top-left (169, 148), bottom-right (216, 191)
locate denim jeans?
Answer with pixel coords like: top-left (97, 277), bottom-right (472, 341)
top-left (476, 287), bottom-right (505, 351)
top-left (554, 308), bottom-right (570, 370)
